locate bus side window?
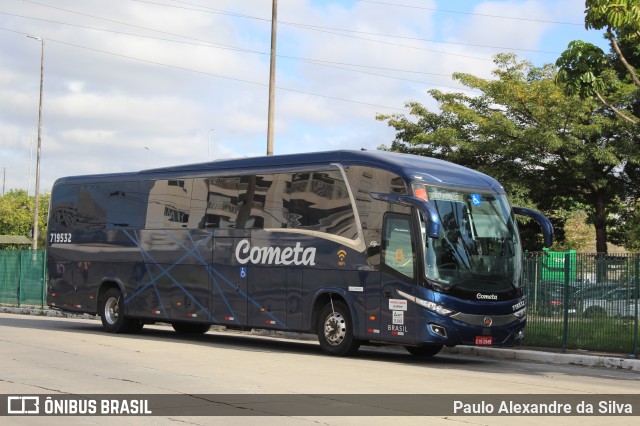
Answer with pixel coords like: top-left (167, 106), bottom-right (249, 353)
top-left (146, 179), bottom-right (193, 229)
top-left (105, 181), bottom-right (149, 229)
top-left (49, 184), bottom-right (80, 230)
top-left (289, 170), bottom-right (357, 239)
top-left (199, 177), bottom-right (240, 229)
top-left (382, 213), bottom-right (415, 279)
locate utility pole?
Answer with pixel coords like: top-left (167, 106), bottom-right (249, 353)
top-left (266, 0), bottom-right (278, 156)
top-left (28, 125), bottom-right (35, 195)
top-left (28, 35), bottom-right (44, 250)
top-left (207, 128), bottom-right (215, 161)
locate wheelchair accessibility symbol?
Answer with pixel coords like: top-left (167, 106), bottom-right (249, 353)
top-left (471, 194), bottom-right (482, 206)
top-left (240, 267), bottom-right (247, 279)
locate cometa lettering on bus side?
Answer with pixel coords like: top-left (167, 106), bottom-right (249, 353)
top-left (235, 239), bottom-right (316, 266)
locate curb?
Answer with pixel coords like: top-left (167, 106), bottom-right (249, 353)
top-left (442, 346), bottom-right (640, 372)
top-left (2, 306), bottom-right (639, 372)
top-left (0, 306), bottom-right (97, 320)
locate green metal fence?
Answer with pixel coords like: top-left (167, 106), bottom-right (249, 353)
top-left (523, 252), bottom-right (639, 358)
top-left (0, 249), bottom-right (638, 357)
top-left (0, 250), bottom-right (46, 307)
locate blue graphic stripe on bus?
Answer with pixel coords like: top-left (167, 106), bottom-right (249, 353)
top-left (122, 229), bottom-right (213, 301)
top-left (121, 229), bottom-right (284, 327)
top-left (174, 232), bottom-right (285, 328)
top-left (125, 230), bottom-right (169, 319)
top-left (183, 232), bottom-right (239, 324)
top-left (207, 266), bottom-right (287, 329)
top-left (122, 230), bottom-right (215, 321)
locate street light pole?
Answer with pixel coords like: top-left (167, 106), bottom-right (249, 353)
top-left (207, 128), bottom-right (214, 161)
top-left (266, 0), bottom-right (278, 156)
top-left (28, 35), bottom-right (44, 250)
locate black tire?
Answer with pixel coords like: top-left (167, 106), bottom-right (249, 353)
top-left (172, 322), bottom-right (211, 334)
top-left (316, 300), bottom-right (360, 356)
top-left (100, 287), bottom-right (134, 333)
top-left (405, 345), bottom-right (443, 357)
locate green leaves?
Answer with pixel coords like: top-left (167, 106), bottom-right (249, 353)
top-left (559, 0), bottom-right (640, 125)
top-left (555, 41), bottom-right (610, 97)
top-left (585, 0), bottom-right (640, 35)
top-left (0, 190), bottom-right (49, 249)
top-left (378, 54), bottom-right (639, 251)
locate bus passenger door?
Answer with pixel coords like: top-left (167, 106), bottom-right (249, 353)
top-left (379, 212), bottom-right (417, 345)
top-left (211, 235), bottom-right (248, 327)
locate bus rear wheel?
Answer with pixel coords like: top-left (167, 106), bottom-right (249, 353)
top-left (405, 345), bottom-right (443, 357)
top-left (172, 323), bottom-right (211, 334)
top-left (100, 287), bottom-right (134, 333)
top-left (317, 301), bottom-right (360, 356)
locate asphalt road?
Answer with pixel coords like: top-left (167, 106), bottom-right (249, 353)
top-left (1, 313), bottom-right (639, 425)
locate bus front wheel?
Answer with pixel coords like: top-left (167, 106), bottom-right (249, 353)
top-left (100, 287), bottom-right (134, 333)
top-left (317, 301), bottom-right (360, 356)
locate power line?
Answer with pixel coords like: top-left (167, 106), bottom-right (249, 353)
top-left (355, 0), bottom-right (583, 26)
top-left (133, 0), bottom-right (561, 59)
top-left (0, 27), bottom-right (416, 111)
top-left (0, 11), bottom-right (484, 87)
top-left (18, 0), bottom-right (565, 67)
top-left (280, 22), bottom-right (561, 55)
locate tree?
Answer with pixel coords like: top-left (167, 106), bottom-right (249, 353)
top-left (558, 210), bottom-right (596, 251)
top-left (555, 0), bottom-right (640, 126)
top-left (377, 54), bottom-right (640, 252)
top-left (0, 189), bottom-right (49, 249)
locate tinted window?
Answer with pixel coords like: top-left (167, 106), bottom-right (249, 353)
top-left (382, 213), bottom-right (415, 279)
top-left (49, 184), bottom-right (82, 230)
top-left (289, 170), bottom-right (357, 239)
top-left (146, 179), bottom-right (193, 229)
top-left (191, 176), bottom-right (239, 229)
top-left (105, 181), bottom-right (149, 228)
top-left (344, 166), bottom-right (407, 231)
top-left (49, 181), bottom-right (150, 230)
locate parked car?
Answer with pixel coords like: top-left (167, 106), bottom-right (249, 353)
top-left (582, 287), bottom-right (640, 319)
top-left (526, 284), bottom-right (573, 316)
top-left (571, 285), bottom-right (620, 310)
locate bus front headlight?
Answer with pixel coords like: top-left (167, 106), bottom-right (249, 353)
top-left (397, 290), bottom-right (457, 317)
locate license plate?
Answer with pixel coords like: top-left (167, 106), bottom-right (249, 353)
top-left (475, 336), bottom-right (493, 346)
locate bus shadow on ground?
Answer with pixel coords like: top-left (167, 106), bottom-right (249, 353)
top-left (1, 314), bottom-right (481, 368)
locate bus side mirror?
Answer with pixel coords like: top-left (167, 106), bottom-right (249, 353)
top-left (513, 206), bottom-right (553, 248)
top-left (370, 192), bottom-right (440, 238)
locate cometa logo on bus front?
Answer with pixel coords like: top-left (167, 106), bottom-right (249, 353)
top-left (235, 239), bottom-right (317, 266)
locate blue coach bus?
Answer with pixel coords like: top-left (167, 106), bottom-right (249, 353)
top-left (46, 150), bottom-right (552, 357)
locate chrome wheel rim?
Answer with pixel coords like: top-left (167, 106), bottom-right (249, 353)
top-left (324, 312), bottom-right (346, 346)
top-left (104, 296), bottom-right (119, 325)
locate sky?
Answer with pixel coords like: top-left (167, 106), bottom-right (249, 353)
top-left (0, 0), bottom-right (611, 194)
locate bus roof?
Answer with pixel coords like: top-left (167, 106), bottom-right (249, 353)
top-left (53, 150), bottom-right (503, 191)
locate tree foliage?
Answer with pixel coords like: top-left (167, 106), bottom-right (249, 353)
top-left (0, 190), bottom-right (49, 249)
top-left (377, 54), bottom-right (640, 252)
top-left (556, 0), bottom-right (640, 126)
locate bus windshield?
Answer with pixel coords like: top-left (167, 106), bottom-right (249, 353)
top-left (418, 185), bottom-right (522, 292)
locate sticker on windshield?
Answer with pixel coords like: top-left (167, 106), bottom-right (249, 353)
top-left (428, 188), bottom-right (464, 202)
top-left (471, 194), bottom-right (482, 206)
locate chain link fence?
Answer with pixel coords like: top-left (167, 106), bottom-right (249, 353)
top-left (0, 250), bottom-right (46, 307)
top-left (523, 252), bottom-right (639, 358)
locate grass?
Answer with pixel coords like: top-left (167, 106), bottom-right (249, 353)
top-left (524, 314), bottom-right (639, 354)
